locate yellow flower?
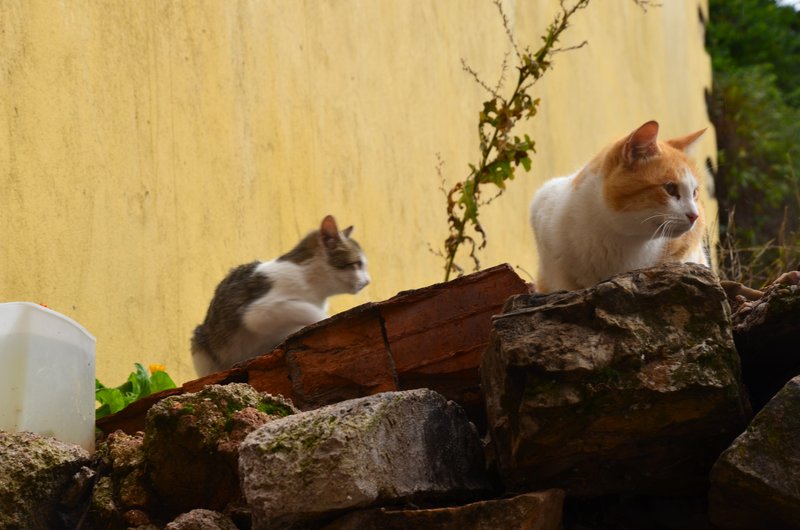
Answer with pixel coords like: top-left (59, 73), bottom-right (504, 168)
top-left (148, 364), bottom-right (166, 374)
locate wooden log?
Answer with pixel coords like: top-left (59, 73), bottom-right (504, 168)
top-left (378, 265), bottom-right (528, 427)
top-left (282, 304), bottom-right (398, 410)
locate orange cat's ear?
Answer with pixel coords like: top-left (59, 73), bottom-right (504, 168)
top-left (624, 121), bottom-right (660, 164)
top-left (666, 128), bottom-right (706, 152)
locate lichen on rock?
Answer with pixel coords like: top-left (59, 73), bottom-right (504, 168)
top-left (240, 388), bottom-right (490, 530)
top-left (0, 431), bottom-right (91, 530)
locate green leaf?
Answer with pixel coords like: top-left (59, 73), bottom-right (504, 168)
top-left (95, 387), bottom-right (127, 419)
top-left (150, 371), bottom-right (177, 393)
top-left (96, 363), bottom-right (178, 420)
top-left (458, 179), bottom-right (478, 221)
top-left (128, 362), bottom-right (150, 398)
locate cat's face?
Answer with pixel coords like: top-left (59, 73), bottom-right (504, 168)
top-left (278, 215), bottom-right (371, 295)
top-left (320, 217), bottom-right (371, 294)
top-left (602, 121), bottom-right (705, 239)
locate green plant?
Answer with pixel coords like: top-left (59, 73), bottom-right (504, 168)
top-left (438, 0), bottom-right (592, 281)
top-left (95, 363), bottom-right (177, 419)
top-left (707, 0), bottom-right (800, 260)
top-left (717, 163), bottom-right (800, 287)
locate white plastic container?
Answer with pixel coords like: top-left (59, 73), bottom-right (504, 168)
top-left (0, 302), bottom-right (96, 451)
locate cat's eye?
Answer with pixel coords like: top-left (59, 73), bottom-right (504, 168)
top-left (663, 182), bottom-right (680, 199)
top-left (334, 260), bottom-right (363, 270)
top-left (692, 187), bottom-right (699, 199)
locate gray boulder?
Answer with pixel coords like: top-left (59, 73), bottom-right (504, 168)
top-left (239, 388), bottom-right (490, 530)
top-left (710, 375), bottom-right (800, 529)
top-left (482, 263), bottom-right (751, 495)
top-left (0, 431), bottom-right (91, 530)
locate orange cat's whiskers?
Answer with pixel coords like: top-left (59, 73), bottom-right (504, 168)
top-left (653, 222), bottom-right (669, 240)
top-left (641, 213), bottom-right (668, 225)
top-left (652, 215), bottom-right (677, 241)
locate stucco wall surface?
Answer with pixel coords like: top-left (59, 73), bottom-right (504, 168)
top-left (1, 1), bottom-right (714, 385)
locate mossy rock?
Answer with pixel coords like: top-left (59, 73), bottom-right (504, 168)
top-left (0, 431), bottom-right (91, 530)
top-left (142, 383), bottom-right (298, 518)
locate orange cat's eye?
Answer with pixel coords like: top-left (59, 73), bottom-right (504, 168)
top-left (663, 182), bottom-right (680, 199)
top-left (693, 187), bottom-right (699, 199)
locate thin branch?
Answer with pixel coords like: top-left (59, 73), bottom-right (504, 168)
top-left (494, 0), bottom-right (522, 60)
top-left (493, 51), bottom-right (511, 96)
top-left (461, 58), bottom-right (498, 97)
top-left (632, 0), bottom-right (662, 13)
top-left (551, 40), bottom-right (589, 54)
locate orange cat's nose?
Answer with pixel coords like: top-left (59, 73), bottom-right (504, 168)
top-left (686, 212), bottom-right (698, 224)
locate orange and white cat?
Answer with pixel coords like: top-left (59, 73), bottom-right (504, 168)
top-left (529, 120), bottom-right (709, 293)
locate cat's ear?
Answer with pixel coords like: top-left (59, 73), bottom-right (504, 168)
top-left (342, 226), bottom-right (354, 238)
top-left (320, 215), bottom-right (342, 250)
top-left (624, 120), bottom-right (660, 164)
top-left (666, 128), bottom-right (706, 153)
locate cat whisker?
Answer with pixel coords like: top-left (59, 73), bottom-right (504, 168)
top-left (641, 213), bottom-right (669, 225)
top-left (652, 219), bottom-right (675, 241)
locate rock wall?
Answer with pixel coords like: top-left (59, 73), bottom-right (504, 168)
top-left (1, 263), bottom-right (798, 529)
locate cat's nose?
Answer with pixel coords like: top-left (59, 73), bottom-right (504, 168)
top-left (686, 212), bottom-right (698, 224)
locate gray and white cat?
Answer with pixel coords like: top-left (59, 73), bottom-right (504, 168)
top-left (191, 215), bottom-right (370, 376)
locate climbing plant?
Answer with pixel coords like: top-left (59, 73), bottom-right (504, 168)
top-left (438, 0), bottom-right (591, 281)
top-left (437, 0), bottom-right (661, 281)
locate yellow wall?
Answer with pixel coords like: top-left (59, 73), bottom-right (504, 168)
top-left (1, 0), bottom-right (714, 386)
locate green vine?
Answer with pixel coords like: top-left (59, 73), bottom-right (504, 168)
top-left (439, 0), bottom-right (591, 281)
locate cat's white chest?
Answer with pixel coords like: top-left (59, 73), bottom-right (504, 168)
top-left (529, 171), bottom-right (665, 291)
top-left (242, 261), bottom-right (329, 341)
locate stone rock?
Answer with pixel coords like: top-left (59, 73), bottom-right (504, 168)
top-left (730, 271), bottom-right (800, 410)
top-left (0, 431), bottom-right (91, 530)
top-left (239, 388), bottom-right (490, 530)
top-left (90, 476), bottom-right (122, 528)
top-left (321, 490), bottom-right (565, 530)
top-left (60, 465), bottom-right (96, 510)
top-left (104, 431), bottom-right (150, 508)
top-left (143, 383), bottom-right (297, 517)
top-left (482, 263), bottom-right (752, 495)
top-left (166, 509), bottom-right (239, 530)
top-left (710, 375), bottom-right (800, 529)
top-left (86, 430), bottom-right (153, 529)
